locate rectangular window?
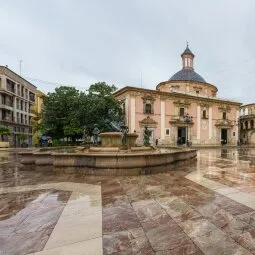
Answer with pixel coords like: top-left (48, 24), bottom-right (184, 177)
top-left (233, 132), bottom-right (235, 136)
top-left (179, 107), bottom-right (185, 116)
top-left (145, 103), bottom-right (152, 114)
top-left (165, 128), bottom-right (170, 136)
top-left (223, 112), bottom-right (227, 120)
top-left (202, 110), bottom-right (207, 119)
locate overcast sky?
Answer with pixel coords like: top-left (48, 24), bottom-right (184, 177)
top-left (1, 0), bottom-right (255, 104)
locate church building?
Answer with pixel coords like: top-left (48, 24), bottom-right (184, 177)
top-left (113, 45), bottom-right (241, 146)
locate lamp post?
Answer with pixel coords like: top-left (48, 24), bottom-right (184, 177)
top-left (184, 113), bottom-right (193, 146)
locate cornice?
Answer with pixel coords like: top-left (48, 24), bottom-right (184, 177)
top-left (156, 80), bottom-right (218, 92)
top-left (113, 86), bottom-right (242, 106)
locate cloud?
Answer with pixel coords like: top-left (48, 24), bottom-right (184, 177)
top-left (0, 0), bottom-right (254, 103)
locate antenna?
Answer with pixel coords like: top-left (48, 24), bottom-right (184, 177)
top-left (19, 60), bottom-right (23, 75)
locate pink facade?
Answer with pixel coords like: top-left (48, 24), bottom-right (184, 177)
top-left (114, 46), bottom-right (241, 146)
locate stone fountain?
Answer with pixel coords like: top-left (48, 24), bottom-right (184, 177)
top-left (18, 125), bottom-right (196, 175)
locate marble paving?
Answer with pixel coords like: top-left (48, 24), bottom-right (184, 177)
top-left (0, 148), bottom-right (255, 254)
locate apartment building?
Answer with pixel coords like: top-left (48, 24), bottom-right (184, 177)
top-left (0, 66), bottom-right (37, 147)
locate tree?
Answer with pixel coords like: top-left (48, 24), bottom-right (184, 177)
top-left (43, 86), bottom-right (82, 141)
top-left (41, 83), bottom-right (123, 143)
top-left (0, 125), bottom-right (11, 141)
top-left (88, 82), bottom-right (117, 96)
top-left (17, 133), bottom-right (28, 147)
top-left (82, 82), bottom-right (123, 133)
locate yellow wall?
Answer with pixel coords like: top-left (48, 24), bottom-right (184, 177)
top-left (32, 90), bottom-right (46, 145)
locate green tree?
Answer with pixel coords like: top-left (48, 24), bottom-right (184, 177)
top-left (88, 82), bottom-right (117, 96)
top-left (43, 86), bottom-right (82, 141)
top-left (82, 82), bottom-right (123, 133)
top-left (0, 125), bottom-right (11, 141)
top-left (17, 133), bottom-right (28, 146)
top-left (42, 83), bottom-right (123, 143)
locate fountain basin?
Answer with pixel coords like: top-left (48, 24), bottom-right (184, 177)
top-left (33, 152), bottom-right (53, 166)
top-left (19, 148), bottom-right (197, 175)
top-left (19, 151), bottom-right (35, 165)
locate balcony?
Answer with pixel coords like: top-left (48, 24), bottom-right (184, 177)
top-left (239, 113), bottom-right (255, 120)
top-left (1, 116), bottom-right (14, 123)
top-left (170, 114), bottom-right (194, 125)
top-left (215, 119), bottom-right (234, 128)
top-left (0, 103), bottom-right (14, 110)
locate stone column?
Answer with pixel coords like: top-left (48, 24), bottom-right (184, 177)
top-left (130, 96), bottom-right (136, 133)
top-left (160, 100), bottom-right (165, 140)
top-left (197, 105), bottom-right (201, 142)
top-left (209, 107), bottom-right (212, 140)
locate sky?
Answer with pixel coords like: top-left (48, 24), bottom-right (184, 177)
top-left (1, 0), bottom-right (255, 104)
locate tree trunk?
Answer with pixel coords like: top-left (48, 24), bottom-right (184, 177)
top-left (72, 136), bottom-right (76, 145)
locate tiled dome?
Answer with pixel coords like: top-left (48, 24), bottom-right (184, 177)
top-left (169, 68), bottom-right (206, 83)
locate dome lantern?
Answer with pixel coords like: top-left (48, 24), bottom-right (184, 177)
top-left (168, 43), bottom-right (206, 83)
top-left (181, 42), bottom-right (194, 69)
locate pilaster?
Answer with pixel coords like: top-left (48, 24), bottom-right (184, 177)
top-left (130, 96), bottom-right (136, 132)
top-left (209, 107), bottom-right (212, 139)
top-left (197, 105), bottom-right (201, 141)
top-left (160, 100), bottom-right (165, 140)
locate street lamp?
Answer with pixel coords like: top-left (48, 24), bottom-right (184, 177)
top-left (183, 113), bottom-right (193, 146)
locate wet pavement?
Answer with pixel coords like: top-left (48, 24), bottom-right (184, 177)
top-left (0, 148), bottom-right (255, 254)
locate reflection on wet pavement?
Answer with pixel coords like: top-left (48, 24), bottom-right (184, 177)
top-left (0, 148), bottom-right (255, 254)
top-left (0, 189), bottom-right (71, 255)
